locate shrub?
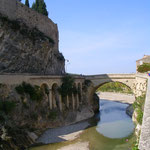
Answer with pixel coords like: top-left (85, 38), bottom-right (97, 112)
top-left (59, 75), bottom-right (77, 98)
top-left (82, 80), bottom-right (91, 92)
top-left (22, 101), bottom-right (29, 109)
top-left (137, 63), bottom-right (150, 73)
top-left (15, 82), bottom-right (43, 102)
top-left (0, 111), bottom-right (8, 122)
top-left (0, 100), bottom-right (16, 115)
top-left (15, 85), bottom-right (25, 95)
top-left (132, 140), bottom-right (139, 150)
top-left (48, 111), bottom-right (57, 120)
top-left (132, 145), bottom-right (139, 150)
top-left (133, 95), bottom-right (145, 125)
top-left (136, 109), bottom-right (143, 125)
top-left (30, 112), bottom-right (38, 121)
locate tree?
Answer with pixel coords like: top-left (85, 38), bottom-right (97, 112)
top-left (25, 0), bottom-right (30, 7)
top-left (32, 0), bottom-right (48, 16)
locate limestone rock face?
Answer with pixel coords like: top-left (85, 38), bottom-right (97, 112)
top-left (0, 17), bottom-right (65, 75)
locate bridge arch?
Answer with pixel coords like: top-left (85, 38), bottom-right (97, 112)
top-left (51, 83), bottom-right (62, 111)
top-left (89, 80), bottom-right (135, 105)
top-left (51, 83), bottom-right (59, 109)
top-left (40, 83), bottom-right (50, 102)
top-left (94, 81), bottom-right (133, 94)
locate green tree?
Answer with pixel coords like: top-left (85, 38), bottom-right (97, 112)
top-left (58, 75), bottom-right (76, 97)
top-left (25, 0), bottom-right (30, 7)
top-left (32, 0), bottom-right (48, 16)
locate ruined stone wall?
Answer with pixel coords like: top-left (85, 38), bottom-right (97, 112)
top-left (0, 0), bottom-right (58, 50)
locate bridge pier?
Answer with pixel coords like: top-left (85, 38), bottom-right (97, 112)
top-left (76, 94), bottom-right (79, 109)
top-left (66, 95), bottom-right (69, 108)
top-left (49, 89), bottom-right (53, 110)
top-left (52, 93), bottom-right (57, 109)
top-left (72, 94), bottom-right (75, 110)
top-left (59, 95), bottom-right (63, 112)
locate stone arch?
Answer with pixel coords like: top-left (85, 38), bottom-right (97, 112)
top-left (51, 83), bottom-right (62, 111)
top-left (40, 83), bottom-right (50, 103)
top-left (89, 81), bottom-right (135, 105)
top-left (95, 81), bottom-right (133, 93)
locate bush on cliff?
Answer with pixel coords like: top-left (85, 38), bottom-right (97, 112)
top-left (137, 63), bottom-right (150, 73)
top-left (0, 101), bottom-right (16, 115)
top-left (15, 82), bottom-right (43, 102)
top-left (133, 94), bottom-right (145, 125)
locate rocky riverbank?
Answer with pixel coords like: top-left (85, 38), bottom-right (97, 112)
top-left (98, 92), bottom-right (135, 104)
top-left (36, 121), bottom-right (90, 144)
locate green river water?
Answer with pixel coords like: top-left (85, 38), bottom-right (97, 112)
top-left (30, 100), bottom-right (135, 150)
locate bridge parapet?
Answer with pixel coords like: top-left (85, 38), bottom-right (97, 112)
top-left (85, 73), bottom-right (136, 79)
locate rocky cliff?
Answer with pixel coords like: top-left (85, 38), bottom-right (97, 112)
top-left (0, 14), bottom-right (65, 75)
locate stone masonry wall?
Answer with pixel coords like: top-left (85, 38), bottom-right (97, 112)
top-left (0, 0), bottom-right (58, 50)
top-left (0, 0), bottom-right (16, 20)
top-left (132, 76), bottom-right (147, 97)
top-left (139, 77), bottom-right (150, 150)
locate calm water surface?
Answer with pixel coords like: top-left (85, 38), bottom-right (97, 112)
top-left (31, 99), bottom-right (135, 150)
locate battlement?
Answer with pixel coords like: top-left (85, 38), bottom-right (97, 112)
top-left (0, 0), bottom-right (58, 49)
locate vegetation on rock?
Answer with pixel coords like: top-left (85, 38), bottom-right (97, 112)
top-left (137, 63), bottom-right (150, 73)
top-left (15, 82), bottom-right (43, 102)
top-left (132, 140), bottom-right (140, 150)
top-left (0, 101), bottom-right (16, 116)
top-left (82, 80), bottom-right (92, 94)
top-left (59, 75), bottom-right (78, 98)
top-left (131, 94), bottom-right (146, 150)
top-left (133, 94), bottom-right (145, 125)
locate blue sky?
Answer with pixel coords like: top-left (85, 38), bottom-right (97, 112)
top-left (23, 0), bottom-right (150, 75)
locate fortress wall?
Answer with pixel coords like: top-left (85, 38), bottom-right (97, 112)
top-left (0, 0), bottom-right (58, 50)
top-left (16, 2), bottom-right (58, 50)
top-left (0, 0), bottom-right (16, 20)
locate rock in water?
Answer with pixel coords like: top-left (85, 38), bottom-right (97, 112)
top-left (126, 104), bottom-right (134, 117)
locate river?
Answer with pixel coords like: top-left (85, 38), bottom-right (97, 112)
top-left (30, 99), bottom-right (135, 150)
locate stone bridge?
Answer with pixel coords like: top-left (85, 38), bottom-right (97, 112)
top-left (0, 73), bottom-right (147, 110)
top-left (85, 74), bottom-right (147, 102)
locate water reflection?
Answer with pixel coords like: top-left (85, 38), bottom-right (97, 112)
top-left (96, 100), bottom-right (135, 138)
